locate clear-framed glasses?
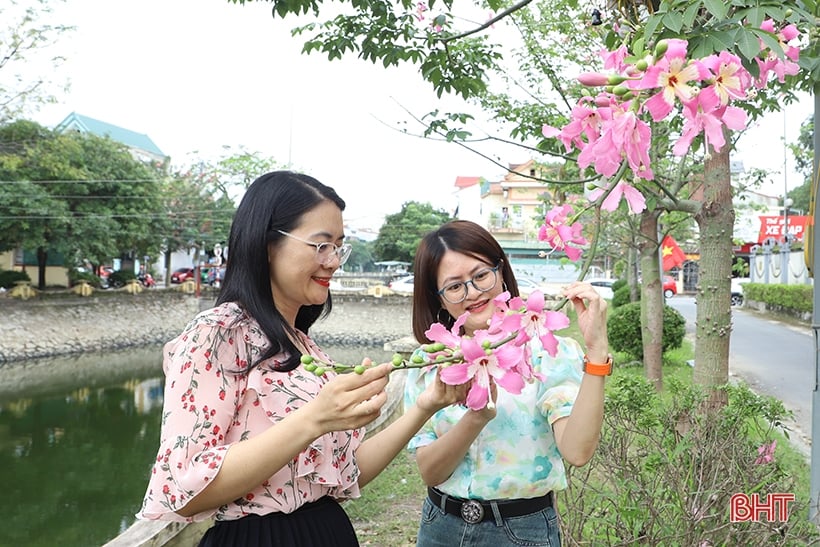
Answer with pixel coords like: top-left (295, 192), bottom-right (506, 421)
top-left (277, 230), bottom-right (353, 266)
top-left (436, 262), bottom-right (501, 304)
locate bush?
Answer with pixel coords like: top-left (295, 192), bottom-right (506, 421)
top-left (108, 270), bottom-right (136, 288)
top-left (610, 285), bottom-right (636, 308)
top-left (607, 302), bottom-right (685, 359)
top-left (559, 377), bottom-right (817, 545)
top-left (611, 278), bottom-right (627, 293)
top-left (743, 283), bottom-right (812, 314)
top-left (68, 269), bottom-right (103, 288)
top-left (0, 269), bottom-right (31, 289)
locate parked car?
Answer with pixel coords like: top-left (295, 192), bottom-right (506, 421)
top-left (585, 277), bottom-right (615, 300)
top-left (731, 278), bottom-right (747, 307)
top-left (171, 267), bottom-right (207, 284)
top-left (517, 277), bottom-right (552, 298)
top-left (663, 275), bottom-right (678, 298)
top-left (388, 275), bottom-right (414, 295)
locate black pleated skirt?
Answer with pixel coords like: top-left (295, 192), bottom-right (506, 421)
top-left (197, 496), bottom-right (359, 547)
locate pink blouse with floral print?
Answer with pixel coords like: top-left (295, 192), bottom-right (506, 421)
top-left (137, 302), bottom-right (365, 523)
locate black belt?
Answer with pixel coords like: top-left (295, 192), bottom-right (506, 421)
top-left (427, 487), bottom-right (554, 524)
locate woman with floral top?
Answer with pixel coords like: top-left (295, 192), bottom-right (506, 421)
top-left (138, 171), bottom-right (465, 546)
top-left (403, 220), bottom-right (609, 547)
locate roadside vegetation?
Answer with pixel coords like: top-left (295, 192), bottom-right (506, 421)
top-left (344, 320), bottom-right (818, 546)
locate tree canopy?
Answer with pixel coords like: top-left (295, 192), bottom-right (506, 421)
top-left (373, 201), bottom-right (451, 266)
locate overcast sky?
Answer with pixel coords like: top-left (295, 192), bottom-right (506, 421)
top-left (29, 0), bottom-right (524, 230)
top-left (26, 0), bottom-right (815, 229)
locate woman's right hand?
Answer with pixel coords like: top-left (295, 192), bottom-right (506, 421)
top-left (306, 361), bottom-right (391, 434)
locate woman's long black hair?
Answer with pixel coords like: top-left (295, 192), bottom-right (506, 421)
top-left (217, 171), bottom-right (346, 372)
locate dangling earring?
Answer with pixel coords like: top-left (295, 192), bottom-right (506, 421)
top-left (503, 282), bottom-right (508, 292)
top-left (436, 308), bottom-right (452, 325)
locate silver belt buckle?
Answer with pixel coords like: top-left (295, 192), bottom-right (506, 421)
top-left (460, 499), bottom-right (484, 524)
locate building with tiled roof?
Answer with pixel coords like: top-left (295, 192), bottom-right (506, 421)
top-left (54, 112), bottom-right (168, 164)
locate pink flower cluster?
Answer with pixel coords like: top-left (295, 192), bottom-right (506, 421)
top-left (537, 204), bottom-right (587, 260)
top-left (541, 20), bottom-right (801, 214)
top-left (425, 290), bottom-right (569, 410)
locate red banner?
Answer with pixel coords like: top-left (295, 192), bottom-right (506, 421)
top-left (757, 215), bottom-right (809, 243)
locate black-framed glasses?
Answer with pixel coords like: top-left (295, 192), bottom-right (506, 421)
top-left (436, 263), bottom-right (501, 304)
top-left (277, 230), bottom-right (353, 266)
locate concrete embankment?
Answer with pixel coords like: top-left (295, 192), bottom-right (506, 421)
top-left (0, 291), bottom-right (414, 365)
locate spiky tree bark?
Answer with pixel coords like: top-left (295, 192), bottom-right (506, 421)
top-left (638, 210), bottom-right (664, 390)
top-left (692, 142), bottom-right (734, 407)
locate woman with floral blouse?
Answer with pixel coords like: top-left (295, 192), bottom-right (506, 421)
top-left (403, 220), bottom-right (609, 546)
top-left (138, 171), bottom-right (464, 546)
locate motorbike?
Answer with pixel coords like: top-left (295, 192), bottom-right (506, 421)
top-left (138, 272), bottom-right (156, 288)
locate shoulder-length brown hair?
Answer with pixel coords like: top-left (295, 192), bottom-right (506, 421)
top-left (411, 220), bottom-right (519, 343)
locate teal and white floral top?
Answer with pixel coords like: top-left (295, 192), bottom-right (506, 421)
top-left (403, 335), bottom-right (584, 500)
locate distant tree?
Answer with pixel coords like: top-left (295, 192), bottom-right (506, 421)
top-left (0, 0), bottom-right (73, 122)
top-left (0, 119), bottom-right (164, 288)
top-left (345, 239), bottom-right (375, 272)
top-left (373, 201), bottom-right (451, 265)
top-left (157, 162), bottom-right (237, 284)
top-left (787, 115), bottom-right (814, 215)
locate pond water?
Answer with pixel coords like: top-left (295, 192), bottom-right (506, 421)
top-left (0, 344), bottom-right (394, 547)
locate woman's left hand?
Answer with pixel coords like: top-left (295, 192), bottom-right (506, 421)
top-left (414, 368), bottom-right (469, 414)
top-left (562, 281), bottom-right (609, 360)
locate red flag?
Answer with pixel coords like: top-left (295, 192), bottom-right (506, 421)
top-left (661, 235), bottom-right (686, 271)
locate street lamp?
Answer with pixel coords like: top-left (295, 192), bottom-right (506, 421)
top-left (784, 197), bottom-right (794, 243)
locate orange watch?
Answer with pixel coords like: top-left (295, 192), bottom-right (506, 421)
top-left (583, 354), bottom-right (613, 376)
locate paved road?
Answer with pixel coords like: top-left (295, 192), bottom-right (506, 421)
top-left (667, 295), bottom-right (816, 454)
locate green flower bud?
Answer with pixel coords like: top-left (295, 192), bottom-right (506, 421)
top-left (635, 59), bottom-right (648, 71)
top-left (314, 366), bottom-right (326, 376)
top-left (481, 340), bottom-right (491, 349)
top-left (612, 84), bottom-right (630, 96)
top-left (432, 342), bottom-right (446, 352)
top-left (354, 365), bottom-right (367, 374)
top-left (785, 8), bottom-right (793, 17)
top-left (392, 353), bottom-right (404, 366)
top-left (607, 74), bottom-right (627, 85)
top-left (300, 355), bottom-right (314, 364)
top-left (304, 363), bottom-right (317, 372)
top-left (485, 348), bottom-right (493, 356)
top-left (654, 40), bottom-right (668, 60)
top-left (412, 355), bottom-right (425, 364)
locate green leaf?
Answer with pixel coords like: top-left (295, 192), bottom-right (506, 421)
top-left (662, 12), bottom-right (683, 34)
top-left (702, 0), bottom-right (728, 20)
top-left (736, 30), bottom-right (761, 62)
top-left (682, 3), bottom-right (700, 28)
top-left (643, 14), bottom-right (663, 46)
top-left (751, 28), bottom-right (787, 60)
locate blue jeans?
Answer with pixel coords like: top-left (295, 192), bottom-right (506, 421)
top-left (416, 495), bottom-right (562, 547)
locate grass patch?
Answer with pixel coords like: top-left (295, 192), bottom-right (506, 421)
top-left (345, 449), bottom-right (425, 546)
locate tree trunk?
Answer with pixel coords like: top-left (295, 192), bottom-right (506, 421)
top-left (36, 246), bottom-right (48, 290)
top-left (627, 245), bottom-right (640, 302)
top-left (692, 144), bottom-right (734, 408)
top-left (164, 249), bottom-right (173, 286)
top-left (638, 210), bottom-right (663, 390)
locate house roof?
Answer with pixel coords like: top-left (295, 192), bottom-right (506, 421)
top-left (54, 112), bottom-right (167, 158)
top-left (455, 176), bottom-right (482, 188)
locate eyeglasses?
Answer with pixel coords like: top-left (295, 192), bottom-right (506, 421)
top-left (436, 263), bottom-right (501, 304)
top-left (277, 230), bottom-right (353, 266)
